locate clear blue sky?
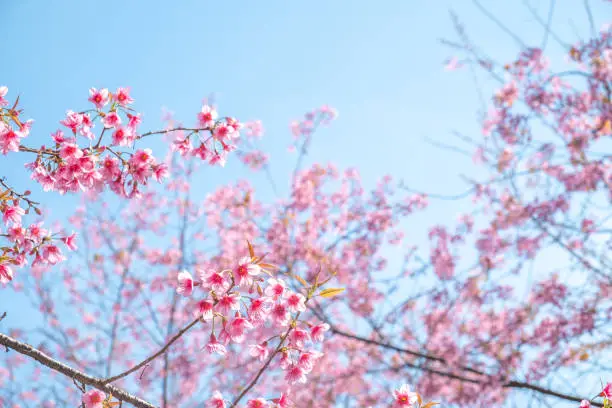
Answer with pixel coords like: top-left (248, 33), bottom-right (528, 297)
top-left (1, 0), bottom-right (609, 406)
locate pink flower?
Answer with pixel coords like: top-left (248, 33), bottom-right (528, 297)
top-left (217, 293), bottom-right (241, 315)
top-left (127, 113), bottom-right (141, 129)
top-left (51, 130), bottom-right (65, 144)
top-left (246, 398), bottom-right (269, 408)
top-left (82, 389), bottom-right (106, 408)
top-left (221, 140), bottom-right (236, 153)
top-left (248, 297), bottom-right (273, 324)
top-left (271, 303), bottom-right (290, 327)
top-left (61, 232), bottom-right (78, 251)
top-left (0, 86), bottom-right (8, 107)
top-left (130, 164), bottom-right (152, 185)
top-left (0, 127), bottom-right (24, 154)
top-left (195, 299), bottom-right (214, 320)
top-left (28, 223), bottom-right (48, 241)
top-left (173, 138), bottom-right (192, 156)
top-left (249, 343), bottom-right (269, 362)
top-left (297, 350), bottom-right (322, 373)
top-left (197, 105), bottom-right (218, 128)
top-left (310, 323), bottom-right (330, 342)
top-left (265, 278), bottom-right (286, 300)
top-left (61, 110), bottom-right (83, 133)
top-left (0, 262), bottom-right (13, 285)
top-left (234, 256), bottom-right (261, 287)
top-left (244, 120), bottom-right (264, 138)
top-left (101, 157), bottom-right (121, 180)
top-left (79, 113), bottom-right (95, 139)
top-left (192, 144), bottom-right (209, 160)
top-left (205, 334), bottom-right (227, 356)
top-left (213, 124), bottom-right (231, 141)
top-left (176, 270), bottom-right (194, 297)
top-left (209, 152), bottom-right (227, 167)
top-left (285, 365), bottom-right (307, 384)
top-left (290, 328), bottom-right (310, 348)
top-left (130, 148), bottom-right (154, 168)
top-left (114, 87), bottom-right (134, 106)
top-left (152, 164), bottom-right (169, 183)
top-left (226, 117), bottom-right (242, 134)
top-left (43, 245), bottom-right (65, 265)
top-left (393, 384), bottom-right (418, 407)
top-left (272, 393), bottom-right (290, 408)
top-left (102, 111), bottom-right (122, 128)
top-left (88, 88), bottom-right (110, 109)
top-left (227, 316), bottom-right (253, 343)
top-left (7, 225), bottom-right (25, 245)
top-left (285, 292), bottom-right (306, 313)
top-left (580, 400), bottom-right (591, 408)
top-left (600, 382), bottom-right (611, 399)
top-left (77, 155), bottom-right (97, 173)
top-left (206, 390), bottom-right (226, 408)
top-left (111, 127), bottom-right (133, 146)
top-left (279, 351), bottom-right (293, 369)
top-left (59, 143), bottom-right (84, 162)
top-left (3, 205), bottom-right (25, 225)
top-left (199, 269), bottom-right (229, 293)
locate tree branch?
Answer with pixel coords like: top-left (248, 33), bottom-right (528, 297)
top-left (329, 327), bottom-right (603, 406)
top-left (103, 317), bottom-right (200, 385)
top-left (0, 332), bottom-right (157, 408)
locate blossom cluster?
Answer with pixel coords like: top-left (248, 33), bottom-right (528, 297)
top-left (170, 101), bottom-right (242, 167)
top-left (480, 27), bottom-right (612, 199)
top-left (288, 104), bottom-right (338, 153)
top-left (30, 88), bottom-right (238, 197)
top-left (0, 86), bottom-right (34, 154)
top-left (173, 249), bottom-right (334, 406)
top-left (0, 189), bottom-right (76, 285)
top-left (0, 86), bottom-right (243, 286)
top-left (2, 86), bottom-right (244, 199)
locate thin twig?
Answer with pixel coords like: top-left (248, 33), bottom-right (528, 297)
top-left (103, 317), bottom-right (200, 385)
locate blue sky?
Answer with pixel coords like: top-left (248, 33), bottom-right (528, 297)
top-left (1, 0), bottom-right (610, 406)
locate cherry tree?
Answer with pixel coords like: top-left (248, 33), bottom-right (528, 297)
top-left (1, 2), bottom-right (611, 408)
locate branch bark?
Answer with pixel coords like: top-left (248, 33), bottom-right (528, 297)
top-left (0, 332), bottom-right (157, 408)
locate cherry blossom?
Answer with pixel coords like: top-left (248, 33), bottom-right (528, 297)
top-left (176, 270), bottom-right (195, 297)
top-left (246, 398), bottom-right (270, 408)
top-left (81, 389), bottom-right (106, 408)
top-left (393, 384), bottom-right (418, 407)
top-left (207, 390), bottom-right (226, 408)
top-left (600, 382), bottom-right (611, 399)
